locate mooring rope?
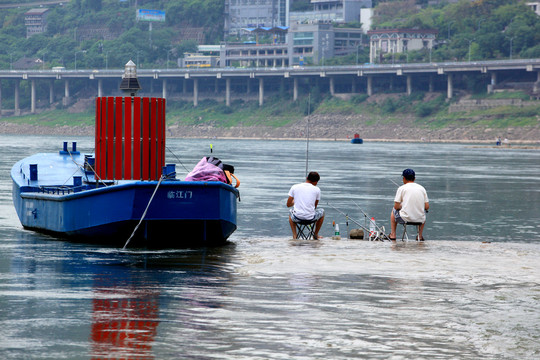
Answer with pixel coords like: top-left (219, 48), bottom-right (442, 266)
top-left (122, 175), bottom-right (165, 249)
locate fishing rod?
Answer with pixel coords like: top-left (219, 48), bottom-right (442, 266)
top-left (326, 203), bottom-right (365, 228)
top-left (305, 93), bottom-right (311, 177)
top-left (389, 178), bottom-right (401, 188)
top-left (352, 201), bottom-right (392, 241)
top-left (326, 202), bottom-right (387, 241)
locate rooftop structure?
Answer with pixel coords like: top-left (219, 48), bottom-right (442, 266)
top-left (290, 0), bottom-right (371, 25)
top-left (24, 8), bottom-right (49, 38)
top-left (224, 0), bottom-right (290, 36)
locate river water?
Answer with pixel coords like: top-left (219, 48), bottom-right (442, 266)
top-left (0, 135), bottom-right (539, 359)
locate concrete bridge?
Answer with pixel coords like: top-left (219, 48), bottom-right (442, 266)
top-left (1, 59), bottom-right (539, 116)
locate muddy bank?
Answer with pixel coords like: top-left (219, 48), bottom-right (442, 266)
top-left (1, 114), bottom-right (539, 144)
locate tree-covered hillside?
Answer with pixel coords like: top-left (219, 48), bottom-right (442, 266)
top-left (0, 0), bottom-right (538, 71)
top-left (372, 0), bottom-right (540, 62)
top-left (0, 0), bottom-right (223, 70)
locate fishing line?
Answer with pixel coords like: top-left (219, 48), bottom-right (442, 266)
top-left (166, 145), bottom-right (191, 174)
top-left (389, 178), bottom-right (400, 188)
top-left (305, 93), bottom-right (311, 177)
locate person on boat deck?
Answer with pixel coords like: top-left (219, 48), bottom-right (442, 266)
top-left (287, 172), bottom-right (325, 239)
top-left (389, 168), bottom-right (430, 241)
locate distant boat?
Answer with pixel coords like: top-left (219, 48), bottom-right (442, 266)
top-left (351, 133), bottom-right (363, 144)
top-left (11, 61), bottom-right (239, 248)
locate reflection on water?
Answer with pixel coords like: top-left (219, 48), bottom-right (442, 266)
top-left (90, 278), bottom-right (160, 359)
top-left (0, 136), bottom-right (539, 359)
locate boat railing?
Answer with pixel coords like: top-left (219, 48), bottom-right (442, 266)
top-left (38, 184), bottom-right (97, 195)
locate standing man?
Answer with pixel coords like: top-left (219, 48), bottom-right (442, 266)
top-left (287, 171), bottom-right (325, 239)
top-left (389, 169), bottom-right (429, 241)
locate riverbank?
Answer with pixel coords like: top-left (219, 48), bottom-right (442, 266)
top-left (2, 114), bottom-right (539, 145)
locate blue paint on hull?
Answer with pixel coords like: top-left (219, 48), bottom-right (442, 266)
top-left (11, 150), bottom-right (239, 248)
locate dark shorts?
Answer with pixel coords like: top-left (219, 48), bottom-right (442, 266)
top-left (290, 208), bottom-right (324, 223)
top-left (393, 208), bottom-right (406, 224)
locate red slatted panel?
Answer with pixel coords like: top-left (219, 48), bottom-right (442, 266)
top-left (149, 97), bottom-right (157, 180)
top-left (95, 98), bottom-right (101, 176)
top-left (141, 97), bottom-right (150, 180)
top-left (157, 98), bottom-right (164, 175)
top-left (106, 97), bottom-right (115, 179)
top-left (94, 96), bottom-right (167, 181)
top-left (124, 97), bottom-right (132, 179)
top-left (99, 98), bottom-right (108, 178)
top-left (162, 99), bottom-right (166, 166)
top-left (132, 97), bottom-right (141, 179)
top-left (115, 97), bottom-right (123, 179)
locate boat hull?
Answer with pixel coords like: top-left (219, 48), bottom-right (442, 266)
top-left (12, 154), bottom-right (239, 248)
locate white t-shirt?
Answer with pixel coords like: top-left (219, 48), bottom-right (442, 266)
top-left (394, 182), bottom-right (429, 223)
top-left (288, 182), bottom-right (321, 220)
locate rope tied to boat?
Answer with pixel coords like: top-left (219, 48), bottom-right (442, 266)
top-left (122, 175), bottom-right (165, 249)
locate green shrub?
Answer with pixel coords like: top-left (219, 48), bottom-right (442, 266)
top-left (351, 94), bottom-right (369, 104)
top-left (381, 98), bottom-right (398, 114)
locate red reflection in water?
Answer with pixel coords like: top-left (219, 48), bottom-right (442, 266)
top-left (91, 288), bottom-right (159, 360)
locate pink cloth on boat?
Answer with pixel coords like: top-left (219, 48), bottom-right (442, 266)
top-left (185, 157), bottom-right (227, 182)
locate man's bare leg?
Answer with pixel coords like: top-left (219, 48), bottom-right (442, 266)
top-left (289, 216), bottom-right (298, 239)
top-left (418, 223), bottom-right (425, 240)
top-left (314, 215), bottom-right (324, 239)
top-left (389, 210), bottom-right (397, 239)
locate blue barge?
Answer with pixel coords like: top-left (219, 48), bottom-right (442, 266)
top-left (11, 147), bottom-right (239, 247)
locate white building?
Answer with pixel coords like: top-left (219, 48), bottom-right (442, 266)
top-left (526, 2), bottom-right (540, 16)
top-left (367, 29), bottom-right (437, 63)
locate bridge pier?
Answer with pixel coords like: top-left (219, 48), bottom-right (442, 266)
top-left (14, 80), bottom-right (20, 116)
top-left (162, 79), bottom-right (167, 99)
top-left (98, 79), bottom-right (103, 97)
top-left (352, 78), bottom-right (356, 93)
top-left (293, 77), bottom-right (298, 101)
top-left (49, 80), bottom-right (54, 104)
top-left (63, 80), bottom-right (70, 106)
top-left (226, 78), bottom-right (231, 107)
top-left (31, 79), bottom-right (36, 113)
top-left (534, 71), bottom-right (540, 98)
top-left (429, 75), bottom-right (434, 92)
top-left (259, 78), bottom-right (264, 106)
top-left (406, 75), bottom-right (412, 95)
top-left (447, 74), bottom-right (453, 99)
top-left (488, 72), bottom-right (497, 93)
top-left (193, 78), bottom-right (199, 107)
top-left (329, 77), bottom-right (335, 96)
top-left (367, 76), bottom-right (373, 96)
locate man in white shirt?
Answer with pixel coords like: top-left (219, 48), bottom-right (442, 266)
top-left (389, 168), bottom-right (429, 241)
top-left (287, 172), bottom-right (325, 239)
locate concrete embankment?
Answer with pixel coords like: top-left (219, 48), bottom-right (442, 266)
top-left (1, 114), bottom-right (539, 145)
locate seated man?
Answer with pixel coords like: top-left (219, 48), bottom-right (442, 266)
top-left (287, 171), bottom-right (325, 239)
top-left (389, 168), bottom-right (430, 241)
